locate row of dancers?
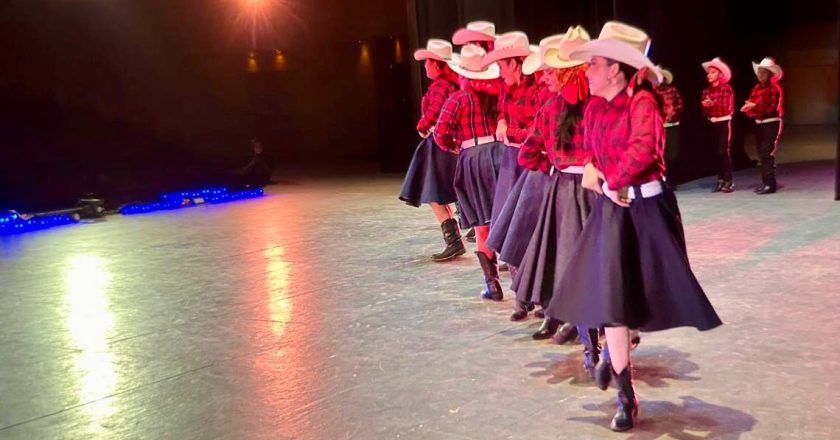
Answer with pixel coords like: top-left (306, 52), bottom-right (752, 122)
top-left (398, 21), bottom-right (726, 432)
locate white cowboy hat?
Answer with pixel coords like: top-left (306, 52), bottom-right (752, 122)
top-left (702, 57), bottom-right (732, 84)
top-left (481, 31), bottom-right (534, 67)
top-left (447, 44), bottom-right (500, 80)
top-left (543, 26), bottom-right (591, 69)
top-left (656, 65), bottom-right (674, 85)
top-left (752, 57), bottom-right (783, 79)
top-left (569, 21), bottom-right (662, 83)
top-left (523, 34), bottom-right (566, 75)
top-left (413, 39), bottom-right (454, 62)
top-left (452, 21), bottom-right (496, 45)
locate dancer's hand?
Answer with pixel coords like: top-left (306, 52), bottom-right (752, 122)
top-left (604, 185), bottom-right (632, 208)
top-left (582, 163), bottom-right (603, 194)
top-left (496, 120), bottom-right (508, 143)
top-left (702, 98), bottom-right (713, 108)
top-left (740, 101), bottom-right (756, 113)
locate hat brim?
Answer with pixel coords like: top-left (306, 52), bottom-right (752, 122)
top-left (522, 52), bottom-right (544, 75)
top-left (570, 40), bottom-right (662, 83)
top-left (702, 61), bottom-right (732, 84)
top-left (413, 49), bottom-right (448, 62)
top-left (448, 59), bottom-right (500, 80)
top-left (661, 70), bottom-right (674, 85)
top-left (753, 62), bottom-right (783, 79)
top-left (452, 29), bottom-right (496, 45)
top-left (481, 48), bottom-right (535, 68)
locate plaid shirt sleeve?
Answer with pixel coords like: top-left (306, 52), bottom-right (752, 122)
top-left (505, 84), bottom-right (540, 144)
top-left (701, 85), bottom-right (734, 118)
top-left (433, 93), bottom-right (463, 152)
top-left (746, 83), bottom-right (781, 120)
top-left (518, 101), bottom-right (550, 172)
top-left (417, 79), bottom-right (454, 133)
top-left (609, 93), bottom-right (663, 190)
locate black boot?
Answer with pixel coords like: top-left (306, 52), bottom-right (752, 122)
top-left (595, 344), bottom-right (612, 390)
top-left (432, 219), bottom-right (466, 262)
top-left (551, 322), bottom-right (579, 344)
top-left (610, 365), bottom-right (639, 432)
top-left (534, 308), bottom-right (545, 319)
top-left (475, 251), bottom-right (503, 301)
top-left (754, 184), bottom-right (777, 195)
top-left (465, 227), bottom-right (476, 243)
top-left (510, 300), bottom-right (530, 321)
top-left (577, 326), bottom-right (601, 378)
top-left (532, 317), bottom-right (561, 340)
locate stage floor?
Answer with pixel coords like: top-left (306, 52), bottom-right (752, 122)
top-left (1, 157), bottom-right (839, 439)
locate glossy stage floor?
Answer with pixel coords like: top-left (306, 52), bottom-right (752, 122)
top-left (1, 133), bottom-right (839, 439)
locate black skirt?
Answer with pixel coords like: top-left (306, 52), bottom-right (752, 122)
top-left (512, 172), bottom-right (594, 306)
top-left (545, 184), bottom-right (723, 332)
top-left (453, 141), bottom-right (506, 228)
top-left (487, 169), bottom-right (551, 267)
top-left (398, 137), bottom-right (459, 207)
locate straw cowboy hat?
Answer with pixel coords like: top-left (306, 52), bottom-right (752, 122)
top-left (523, 34), bottom-right (567, 75)
top-left (543, 26), bottom-right (591, 69)
top-left (657, 65), bottom-right (674, 85)
top-left (569, 21), bottom-right (662, 83)
top-left (481, 31), bottom-right (534, 67)
top-left (702, 57), bottom-right (732, 84)
top-left (413, 39), bottom-right (454, 62)
top-left (452, 21), bottom-right (496, 45)
top-left (447, 44), bottom-right (500, 80)
top-left (752, 57), bottom-right (783, 79)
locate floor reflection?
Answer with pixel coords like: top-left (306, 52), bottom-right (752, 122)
top-left (64, 254), bottom-right (117, 425)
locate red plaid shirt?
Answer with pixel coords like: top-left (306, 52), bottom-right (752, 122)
top-left (499, 81), bottom-right (541, 144)
top-left (434, 90), bottom-right (498, 153)
top-left (519, 95), bottom-right (589, 172)
top-left (417, 77), bottom-right (458, 134)
top-left (701, 83), bottom-right (734, 118)
top-left (656, 84), bottom-right (684, 123)
top-left (536, 85), bottom-right (555, 108)
top-left (745, 81), bottom-right (783, 120)
top-left (584, 91), bottom-right (666, 190)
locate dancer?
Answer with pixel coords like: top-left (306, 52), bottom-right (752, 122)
top-left (551, 21), bottom-right (722, 431)
top-left (399, 39), bottom-right (464, 261)
top-left (741, 57), bottom-right (784, 194)
top-left (434, 45), bottom-right (506, 300)
top-left (655, 66), bottom-right (684, 186)
top-left (701, 57), bottom-right (735, 192)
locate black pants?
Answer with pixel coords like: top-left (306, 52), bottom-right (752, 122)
top-left (710, 120), bottom-right (733, 182)
top-left (755, 121), bottom-right (781, 187)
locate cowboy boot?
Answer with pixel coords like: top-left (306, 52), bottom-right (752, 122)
top-left (465, 227), bottom-right (476, 242)
top-left (595, 343), bottom-right (612, 391)
top-left (552, 322), bottom-right (579, 345)
top-left (475, 251), bottom-right (503, 301)
top-left (432, 219), bottom-right (466, 262)
top-left (510, 298), bottom-right (530, 321)
top-left (577, 326), bottom-right (601, 378)
top-left (532, 317), bottom-right (562, 340)
top-left (610, 365), bottom-right (639, 432)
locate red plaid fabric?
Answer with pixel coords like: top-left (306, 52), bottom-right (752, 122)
top-left (701, 83), bottom-right (734, 118)
top-left (519, 95), bottom-right (589, 172)
top-left (536, 85), bottom-right (555, 108)
top-left (745, 82), bottom-right (783, 120)
top-left (498, 81), bottom-right (541, 144)
top-left (584, 91), bottom-right (666, 190)
top-left (656, 84), bottom-right (684, 123)
top-left (433, 90), bottom-right (498, 152)
top-left (417, 77), bottom-right (458, 134)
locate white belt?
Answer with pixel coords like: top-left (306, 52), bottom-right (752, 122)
top-left (664, 122), bottom-right (680, 128)
top-left (461, 136), bottom-right (496, 149)
top-left (709, 115), bottom-right (732, 123)
top-left (549, 165), bottom-right (585, 176)
top-left (755, 117), bottom-right (781, 124)
top-left (602, 179), bottom-right (663, 200)
top-left (505, 142), bottom-right (522, 148)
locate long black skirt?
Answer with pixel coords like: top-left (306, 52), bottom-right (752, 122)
top-left (398, 137), bottom-right (459, 207)
top-left (486, 169), bottom-right (551, 267)
top-left (491, 145), bottom-right (526, 222)
top-left (512, 172), bottom-right (594, 306)
top-left (453, 141), bottom-right (506, 228)
top-left (545, 184), bottom-right (723, 332)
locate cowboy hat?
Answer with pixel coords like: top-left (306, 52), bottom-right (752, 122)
top-left (569, 21), bottom-right (662, 83)
top-left (481, 31), bottom-right (534, 67)
top-left (523, 34), bottom-right (566, 74)
top-left (656, 65), bottom-right (674, 85)
top-left (447, 44), bottom-right (500, 80)
top-left (752, 57), bottom-right (783, 79)
top-left (543, 26), bottom-right (591, 69)
top-left (413, 39), bottom-right (454, 62)
top-left (452, 21), bottom-right (496, 45)
top-left (702, 57), bottom-right (732, 84)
